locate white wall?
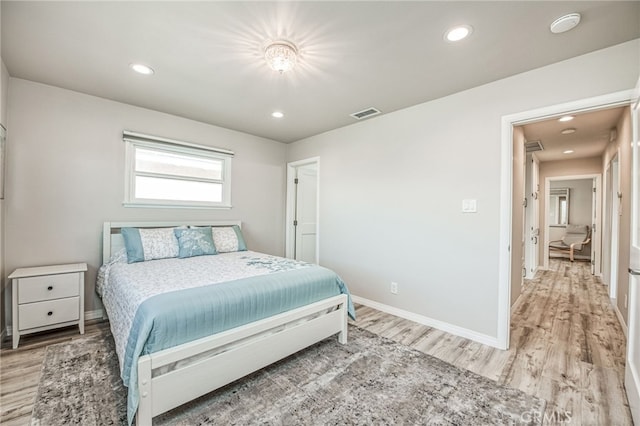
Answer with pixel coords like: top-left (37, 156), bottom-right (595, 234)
top-left (286, 39), bottom-right (640, 340)
top-left (603, 106), bottom-right (632, 325)
top-left (0, 58), bottom-right (8, 334)
top-left (5, 78), bottom-right (287, 323)
top-left (550, 179), bottom-right (594, 228)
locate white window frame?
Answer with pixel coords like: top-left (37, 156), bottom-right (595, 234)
top-left (123, 131), bottom-right (233, 209)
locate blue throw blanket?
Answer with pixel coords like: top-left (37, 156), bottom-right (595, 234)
top-left (123, 266), bottom-right (355, 424)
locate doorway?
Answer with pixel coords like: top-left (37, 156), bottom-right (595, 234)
top-left (286, 157), bottom-right (320, 264)
top-left (542, 175), bottom-right (601, 272)
top-left (498, 90), bottom-right (634, 350)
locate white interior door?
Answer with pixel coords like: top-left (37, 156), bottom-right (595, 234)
top-left (625, 81), bottom-right (640, 424)
top-left (525, 154), bottom-right (540, 278)
top-left (294, 164), bottom-right (318, 263)
top-left (531, 156), bottom-right (540, 275)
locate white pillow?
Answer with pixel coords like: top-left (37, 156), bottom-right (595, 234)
top-left (139, 228), bottom-right (180, 261)
top-left (211, 226), bottom-right (247, 253)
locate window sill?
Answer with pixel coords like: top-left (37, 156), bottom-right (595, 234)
top-left (122, 202), bottom-right (232, 210)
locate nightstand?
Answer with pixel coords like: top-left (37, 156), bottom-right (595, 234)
top-left (9, 263), bottom-right (87, 349)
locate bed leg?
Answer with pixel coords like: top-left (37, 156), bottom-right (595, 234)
top-left (338, 328), bottom-right (348, 344)
top-left (137, 356), bottom-right (153, 426)
top-left (338, 303), bottom-right (348, 345)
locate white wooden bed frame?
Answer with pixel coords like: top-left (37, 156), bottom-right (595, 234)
top-left (102, 221), bottom-right (349, 426)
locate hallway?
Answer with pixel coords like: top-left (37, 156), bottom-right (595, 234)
top-left (355, 259), bottom-right (630, 424)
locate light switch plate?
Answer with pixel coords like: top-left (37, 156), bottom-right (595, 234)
top-left (462, 199), bottom-right (477, 213)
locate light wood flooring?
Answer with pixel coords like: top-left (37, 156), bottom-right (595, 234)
top-left (353, 259), bottom-right (631, 425)
top-left (0, 259), bottom-right (631, 425)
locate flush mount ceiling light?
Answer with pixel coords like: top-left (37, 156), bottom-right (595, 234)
top-left (558, 115), bottom-right (574, 122)
top-left (550, 13), bottom-right (581, 34)
top-left (445, 25), bottom-right (473, 42)
top-left (264, 40), bottom-right (298, 73)
top-left (271, 111), bottom-right (284, 118)
top-left (561, 128), bottom-right (576, 134)
top-left (130, 63), bottom-right (154, 75)
top-left (563, 150), bottom-right (575, 154)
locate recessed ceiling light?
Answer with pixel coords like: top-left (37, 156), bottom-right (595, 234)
top-left (444, 25), bottom-right (473, 42)
top-left (558, 115), bottom-right (574, 122)
top-left (271, 111), bottom-right (284, 118)
top-left (550, 13), bottom-right (581, 34)
top-left (130, 63), bottom-right (154, 75)
top-left (563, 150), bottom-right (575, 154)
top-left (561, 128), bottom-right (576, 134)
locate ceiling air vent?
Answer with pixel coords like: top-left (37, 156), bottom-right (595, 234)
top-left (350, 107), bottom-right (381, 120)
top-left (525, 140), bottom-right (544, 153)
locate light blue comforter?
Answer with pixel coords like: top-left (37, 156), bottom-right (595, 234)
top-left (98, 251), bottom-right (354, 425)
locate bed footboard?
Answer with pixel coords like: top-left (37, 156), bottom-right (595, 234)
top-left (136, 294), bottom-right (349, 425)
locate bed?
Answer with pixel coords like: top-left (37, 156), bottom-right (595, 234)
top-left (97, 221), bottom-right (354, 425)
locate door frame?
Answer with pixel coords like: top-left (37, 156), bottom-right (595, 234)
top-left (285, 157), bottom-right (320, 263)
top-left (625, 76), bottom-right (640, 424)
top-left (603, 152), bottom-right (621, 297)
top-left (541, 174), bottom-right (601, 272)
top-left (498, 89), bottom-right (634, 350)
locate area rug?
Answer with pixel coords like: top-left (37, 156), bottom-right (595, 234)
top-left (31, 326), bottom-right (545, 425)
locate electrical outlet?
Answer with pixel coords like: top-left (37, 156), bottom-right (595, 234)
top-left (390, 282), bottom-right (398, 295)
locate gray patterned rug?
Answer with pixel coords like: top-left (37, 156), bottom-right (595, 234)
top-left (31, 325), bottom-right (545, 425)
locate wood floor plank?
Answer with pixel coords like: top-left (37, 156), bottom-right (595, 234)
top-left (581, 362), bottom-right (631, 425)
top-left (537, 378), bottom-right (582, 425)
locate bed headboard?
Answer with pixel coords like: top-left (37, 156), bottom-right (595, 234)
top-left (102, 220), bottom-right (242, 264)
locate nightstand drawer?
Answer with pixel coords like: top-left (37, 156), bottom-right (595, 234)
top-left (17, 273), bottom-right (80, 304)
top-left (18, 297), bottom-right (80, 330)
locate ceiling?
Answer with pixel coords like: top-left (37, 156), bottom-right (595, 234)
top-left (521, 107), bottom-right (626, 163)
top-left (1, 1), bottom-right (639, 143)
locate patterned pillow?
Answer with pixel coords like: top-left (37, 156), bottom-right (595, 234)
top-left (174, 227), bottom-right (217, 258)
top-left (121, 227), bottom-right (180, 263)
top-left (211, 225), bottom-right (247, 253)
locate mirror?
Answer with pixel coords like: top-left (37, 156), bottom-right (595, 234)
top-left (549, 187), bottom-right (569, 226)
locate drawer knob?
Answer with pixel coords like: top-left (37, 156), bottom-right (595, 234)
top-left (47, 286), bottom-right (53, 291)
top-left (47, 311), bottom-right (53, 316)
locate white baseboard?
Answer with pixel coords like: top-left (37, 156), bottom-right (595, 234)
top-left (5, 309), bottom-right (104, 336)
top-left (511, 290), bottom-right (526, 310)
top-left (351, 295), bottom-right (501, 349)
top-left (612, 298), bottom-right (628, 338)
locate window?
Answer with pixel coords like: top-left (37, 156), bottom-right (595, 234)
top-left (123, 131), bottom-right (233, 208)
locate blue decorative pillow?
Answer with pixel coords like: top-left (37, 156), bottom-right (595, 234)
top-left (121, 227), bottom-right (144, 263)
top-left (174, 227), bottom-right (217, 258)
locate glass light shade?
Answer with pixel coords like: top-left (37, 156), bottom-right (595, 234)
top-left (264, 41), bottom-right (298, 73)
